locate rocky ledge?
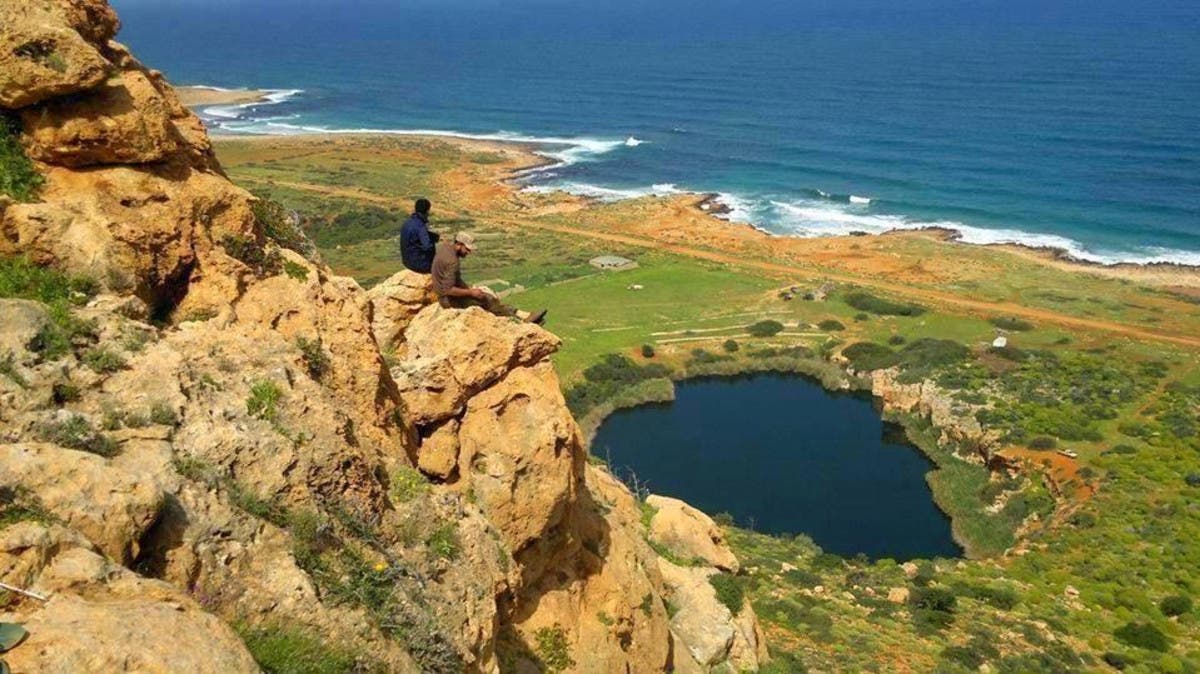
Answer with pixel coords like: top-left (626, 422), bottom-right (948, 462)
top-left (0, 2), bottom-right (766, 671)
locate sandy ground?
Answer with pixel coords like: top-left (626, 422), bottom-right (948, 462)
top-left (177, 87), bottom-right (273, 107)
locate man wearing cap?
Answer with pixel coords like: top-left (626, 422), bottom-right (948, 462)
top-left (431, 232), bottom-right (548, 324)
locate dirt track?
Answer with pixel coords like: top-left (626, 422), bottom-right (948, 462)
top-left (236, 175), bottom-right (1200, 350)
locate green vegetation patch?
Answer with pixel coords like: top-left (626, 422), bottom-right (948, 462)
top-left (36, 415), bottom-right (118, 457)
top-left (565, 353), bottom-right (671, 417)
top-left (247, 380), bottom-right (284, 421)
top-left (236, 623), bottom-right (365, 674)
top-left (844, 291), bottom-right (926, 317)
top-left (989, 316), bottom-right (1035, 332)
top-left (709, 572), bottom-right (745, 615)
top-left (533, 625), bottom-right (575, 673)
top-left (0, 114), bottom-right (42, 202)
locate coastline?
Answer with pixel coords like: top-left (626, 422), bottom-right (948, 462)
top-left (187, 84), bottom-right (1200, 276)
top-left (177, 86), bottom-right (275, 107)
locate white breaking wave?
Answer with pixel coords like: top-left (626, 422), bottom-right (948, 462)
top-left (190, 86), bottom-right (1200, 267)
top-left (524, 182), bottom-right (682, 201)
top-left (767, 200), bottom-right (1200, 266)
top-left (199, 88), bottom-right (304, 121)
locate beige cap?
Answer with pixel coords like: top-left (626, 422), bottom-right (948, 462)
top-left (454, 232), bottom-right (477, 251)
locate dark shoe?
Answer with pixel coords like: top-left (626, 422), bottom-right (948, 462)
top-left (527, 309), bottom-right (548, 325)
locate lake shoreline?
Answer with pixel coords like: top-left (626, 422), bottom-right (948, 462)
top-left (577, 356), bottom-right (993, 559)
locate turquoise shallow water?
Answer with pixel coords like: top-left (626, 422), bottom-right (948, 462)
top-left (591, 374), bottom-right (962, 560)
top-left (113, 0), bottom-right (1200, 264)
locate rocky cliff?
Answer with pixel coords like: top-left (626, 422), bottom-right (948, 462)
top-left (0, 2), bottom-right (764, 671)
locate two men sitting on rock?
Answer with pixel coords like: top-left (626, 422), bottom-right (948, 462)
top-left (402, 197), bottom-right (547, 324)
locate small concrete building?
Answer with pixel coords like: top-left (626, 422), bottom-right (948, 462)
top-left (590, 255), bottom-right (637, 271)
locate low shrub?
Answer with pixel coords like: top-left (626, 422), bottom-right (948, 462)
top-left (0, 114), bottom-right (43, 202)
top-left (390, 466), bottom-right (429, 503)
top-left (1160, 595), bottom-right (1193, 617)
top-left (747, 320), bottom-right (785, 337)
top-left (910, 586), bottom-right (957, 613)
top-left (990, 316), bottom-right (1035, 332)
top-left (426, 523), bottom-right (460, 560)
top-left (842, 342), bottom-right (899, 371)
top-left (36, 415), bottom-right (118, 457)
top-left (640, 344), bottom-right (655, 358)
top-left (845, 291), bottom-right (925, 317)
top-left (247, 380), bottom-right (284, 421)
top-left (82, 347), bottom-right (126, 374)
top-left (1113, 622), bottom-right (1170, 652)
top-left (817, 319), bottom-right (845, 331)
top-left (149, 402), bottom-right (180, 427)
top-left (533, 626), bottom-right (575, 673)
top-left (709, 573), bottom-right (745, 615)
top-left (722, 339), bottom-right (740, 353)
top-left (251, 194), bottom-right (316, 259)
top-left (1028, 436), bottom-right (1058, 450)
top-left (296, 337), bottom-right (331, 381)
top-left (888, 335), bottom-right (907, 345)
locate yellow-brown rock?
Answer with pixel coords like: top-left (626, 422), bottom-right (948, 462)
top-left (646, 494), bottom-right (741, 573)
top-left (0, 1), bottom-right (112, 109)
top-left (20, 68), bottom-right (182, 167)
top-left (0, 442), bottom-right (163, 565)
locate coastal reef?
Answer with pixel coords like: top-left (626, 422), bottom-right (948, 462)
top-left (0, 2), bottom-right (766, 672)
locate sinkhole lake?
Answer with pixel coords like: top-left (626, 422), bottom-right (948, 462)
top-left (592, 374), bottom-right (962, 560)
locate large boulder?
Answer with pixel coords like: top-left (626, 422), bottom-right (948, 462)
top-left (20, 68), bottom-right (183, 167)
top-left (404, 306), bottom-right (560, 396)
top-left (457, 362), bottom-right (580, 556)
top-left (0, 442), bottom-right (163, 564)
top-left (647, 494), bottom-right (740, 573)
top-left (366, 269), bottom-right (436, 350)
top-left (0, 525), bottom-right (259, 674)
top-left (0, 299), bottom-right (49, 361)
top-left (0, 1), bottom-right (113, 109)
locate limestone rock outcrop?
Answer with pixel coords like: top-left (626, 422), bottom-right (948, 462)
top-left (367, 269), bottom-right (436, 350)
top-left (0, 522), bottom-right (260, 673)
top-left (871, 368), bottom-right (1000, 462)
top-left (0, 0), bottom-right (116, 108)
top-left (0, 443), bottom-right (163, 564)
top-left (647, 494), bottom-right (740, 573)
top-left (0, 1), bottom-right (768, 671)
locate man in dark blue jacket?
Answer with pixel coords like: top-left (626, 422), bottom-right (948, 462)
top-left (400, 198), bottom-right (439, 273)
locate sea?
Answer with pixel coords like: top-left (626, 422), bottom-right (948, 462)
top-left (111, 0), bottom-right (1200, 265)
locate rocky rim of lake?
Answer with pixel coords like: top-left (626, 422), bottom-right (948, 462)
top-left (0, 1), bottom-right (769, 671)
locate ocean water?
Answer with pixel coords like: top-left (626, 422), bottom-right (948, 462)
top-left (112, 0), bottom-right (1200, 264)
top-left (592, 374), bottom-right (961, 560)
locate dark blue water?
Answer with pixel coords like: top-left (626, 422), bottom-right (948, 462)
top-left (111, 0), bottom-right (1200, 264)
top-left (591, 374), bottom-right (960, 560)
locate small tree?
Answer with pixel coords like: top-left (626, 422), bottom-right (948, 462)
top-left (1161, 595), bottom-right (1193, 617)
top-left (641, 344), bottom-right (655, 358)
top-left (722, 339), bottom-right (739, 353)
top-left (747, 320), bottom-right (784, 337)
